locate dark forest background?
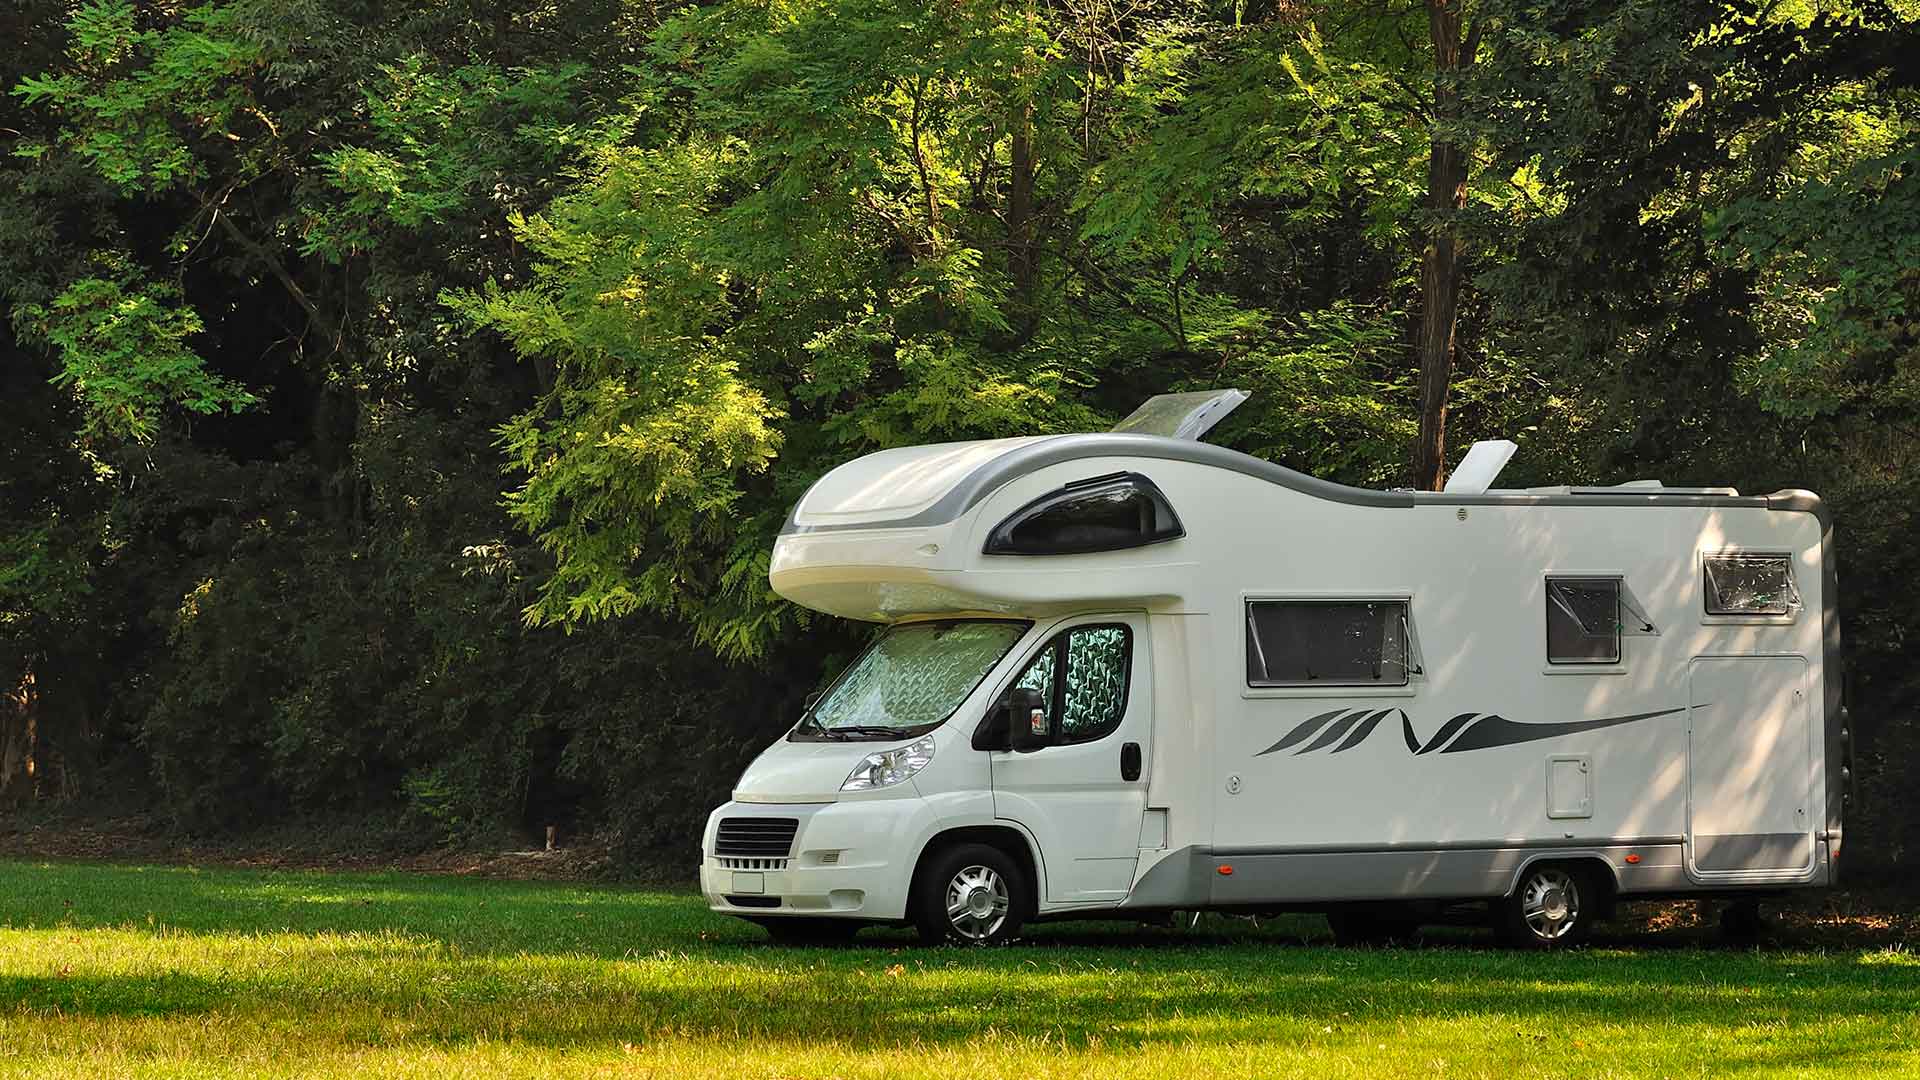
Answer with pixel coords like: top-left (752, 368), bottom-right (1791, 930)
top-left (2, 0), bottom-right (1915, 881)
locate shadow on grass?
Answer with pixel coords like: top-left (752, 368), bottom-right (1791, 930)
top-left (3, 859), bottom-right (1910, 959)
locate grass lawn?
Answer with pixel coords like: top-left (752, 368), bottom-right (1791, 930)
top-left (0, 860), bottom-right (1914, 1078)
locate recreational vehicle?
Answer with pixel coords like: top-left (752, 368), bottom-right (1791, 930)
top-left (699, 392), bottom-right (1846, 947)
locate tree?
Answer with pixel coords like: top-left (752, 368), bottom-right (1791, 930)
top-left (1411, 0), bottom-right (1480, 490)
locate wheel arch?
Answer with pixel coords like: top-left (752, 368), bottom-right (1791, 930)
top-left (1504, 853), bottom-right (1620, 912)
top-left (912, 824), bottom-right (1045, 917)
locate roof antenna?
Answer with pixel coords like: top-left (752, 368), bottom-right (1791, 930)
top-left (1443, 440), bottom-right (1518, 495)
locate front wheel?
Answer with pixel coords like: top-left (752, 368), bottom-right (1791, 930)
top-left (912, 842), bottom-right (1029, 945)
top-left (1493, 863), bottom-right (1595, 948)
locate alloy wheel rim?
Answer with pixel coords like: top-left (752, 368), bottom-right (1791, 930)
top-left (944, 864), bottom-right (1010, 941)
top-left (1521, 868), bottom-right (1580, 941)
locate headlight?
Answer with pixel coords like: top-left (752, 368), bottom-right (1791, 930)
top-left (841, 735), bottom-right (936, 792)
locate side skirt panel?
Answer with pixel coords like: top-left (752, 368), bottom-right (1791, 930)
top-left (1122, 839), bottom-right (1741, 908)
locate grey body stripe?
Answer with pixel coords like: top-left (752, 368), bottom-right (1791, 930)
top-left (1210, 835), bottom-right (1685, 857)
top-left (1694, 832), bottom-right (1810, 872)
top-left (1121, 836), bottom-right (1820, 909)
top-left (1122, 840), bottom-right (1694, 908)
top-left (780, 433), bottom-right (1817, 536)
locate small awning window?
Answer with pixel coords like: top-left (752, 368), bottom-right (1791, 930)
top-left (1547, 577), bottom-right (1622, 664)
top-left (983, 472), bottom-right (1184, 556)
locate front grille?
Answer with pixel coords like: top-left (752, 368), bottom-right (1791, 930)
top-left (715, 817), bottom-right (799, 858)
top-left (724, 894), bottom-right (780, 908)
top-left (717, 856), bottom-right (788, 871)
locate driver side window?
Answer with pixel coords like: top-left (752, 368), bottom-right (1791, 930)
top-left (1013, 624), bottom-right (1132, 743)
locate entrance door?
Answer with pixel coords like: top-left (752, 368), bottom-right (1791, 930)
top-left (1687, 656), bottom-right (1814, 879)
top-left (990, 614), bottom-right (1152, 903)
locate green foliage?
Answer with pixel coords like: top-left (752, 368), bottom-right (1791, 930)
top-left (11, 2), bottom-right (265, 192)
top-left (14, 275), bottom-right (256, 442)
top-left (305, 59), bottom-right (600, 261)
top-left (1, 0), bottom-right (1917, 874)
top-left (1082, 20), bottom-right (1424, 275)
top-left (1713, 140), bottom-right (1920, 417)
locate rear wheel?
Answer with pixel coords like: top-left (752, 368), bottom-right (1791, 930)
top-left (1720, 900), bottom-right (1767, 945)
top-left (757, 917), bottom-right (862, 946)
top-left (912, 842), bottom-right (1029, 946)
top-left (1493, 863), bottom-right (1595, 948)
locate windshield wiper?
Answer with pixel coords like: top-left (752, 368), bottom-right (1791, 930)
top-left (817, 725), bottom-right (912, 740)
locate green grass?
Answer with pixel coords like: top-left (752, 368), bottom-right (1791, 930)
top-left (0, 860), bottom-right (1914, 1078)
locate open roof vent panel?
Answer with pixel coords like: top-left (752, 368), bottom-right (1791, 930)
top-left (1443, 439), bottom-right (1519, 495)
top-left (1111, 389), bottom-right (1250, 442)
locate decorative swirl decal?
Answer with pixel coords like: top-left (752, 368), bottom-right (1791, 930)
top-left (1260, 705), bottom-right (1690, 757)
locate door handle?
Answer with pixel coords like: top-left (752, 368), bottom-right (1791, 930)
top-left (1121, 742), bottom-right (1142, 782)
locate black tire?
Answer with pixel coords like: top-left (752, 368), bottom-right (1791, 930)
top-left (1493, 862), bottom-right (1595, 949)
top-left (1326, 904), bottom-right (1423, 946)
top-left (1720, 900), bottom-right (1767, 945)
top-left (757, 917), bottom-right (862, 946)
top-left (911, 842), bottom-right (1029, 946)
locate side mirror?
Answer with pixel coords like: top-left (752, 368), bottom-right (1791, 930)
top-left (1007, 687), bottom-right (1050, 753)
top-left (804, 689), bottom-right (825, 712)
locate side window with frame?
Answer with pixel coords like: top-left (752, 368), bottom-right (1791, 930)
top-left (1013, 624), bottom-right (1132, 743)
top-left (1703, 553), bottom-right (1798, 616)
top-left (1546, 577), bottom-right (1621, 665)
top-left (1245, 600), bottom-right (1411, 687)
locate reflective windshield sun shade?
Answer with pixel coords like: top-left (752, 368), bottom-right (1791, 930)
top-left (810, 621), bottom-right (1027, 732)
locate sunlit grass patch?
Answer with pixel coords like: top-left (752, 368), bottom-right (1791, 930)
top-left (0, 859), bottom-right (1915, 1078)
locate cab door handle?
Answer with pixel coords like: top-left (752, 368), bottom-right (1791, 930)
top-left (1121, 742), bottom-right (1142, 782)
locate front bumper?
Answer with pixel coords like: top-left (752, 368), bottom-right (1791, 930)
top-left (699, 796), bottom-right (936, 922)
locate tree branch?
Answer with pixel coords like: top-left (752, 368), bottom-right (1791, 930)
top-left (209, 200), bottom-right (341, 355)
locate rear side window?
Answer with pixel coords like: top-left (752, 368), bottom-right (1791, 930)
top-left (1704, 554), bottom-right (1798, 616)
top-left (1546, 578), bottom-right (1621, 664)
top-left (1246, 601), bottom-right (1411, 687)
top-left (1013, 624), bottom-right (1133, 742)
top-left (984, 473), bottom-right (1183, 556)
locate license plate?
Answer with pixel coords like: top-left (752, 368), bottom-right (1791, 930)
top-left (731, 871), bottom-right (764, 894)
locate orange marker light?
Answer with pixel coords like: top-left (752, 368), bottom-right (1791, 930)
top-left (1217, 865), bottom-right (1234, 876)
top-left (1624, 853), bottom-right (1642, 864)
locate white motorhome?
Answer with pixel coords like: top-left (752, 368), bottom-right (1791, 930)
top-left (699, 392), bottom-right (1846, 947)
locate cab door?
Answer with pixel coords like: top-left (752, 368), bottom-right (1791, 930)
top-left (989, 614), bottom-right (1152, 904)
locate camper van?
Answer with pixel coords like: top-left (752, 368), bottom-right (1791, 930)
top-left (698, 392), bottom-right (1846, 947)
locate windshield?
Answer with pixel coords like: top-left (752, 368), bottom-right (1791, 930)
top-left (798, 620), bottom-right (1029, 738)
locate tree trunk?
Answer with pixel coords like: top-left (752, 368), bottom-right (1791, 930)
top-left (0, 666), bottom-right (36, 808)
top-left (1008, 100), bottom-right (1037, 311)
top-left (1411, 0), bottom-right (1478, 492)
